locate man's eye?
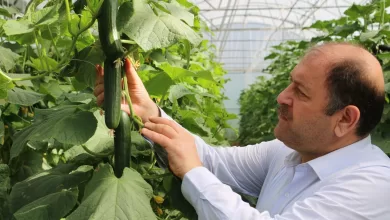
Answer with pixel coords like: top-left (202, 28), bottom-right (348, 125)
top-left (294, 87), bottom-right (304, 96)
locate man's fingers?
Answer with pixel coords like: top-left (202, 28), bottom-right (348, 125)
top-left (95, 64), bottom-right (104, 86)
top-left (96, 92), bottom-right (104, 106)
top-left (148, 117), bottom-right (182, 133)
top-left (93, 84), bottom-right (104, 97)
top-left (141, 128), bottom-right (171, 148)
top-left (124, 58), bottom-right (144, 86)
top-left (144, 121), bottom-right (177, 138)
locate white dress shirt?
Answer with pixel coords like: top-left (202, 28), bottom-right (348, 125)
top-left (160, 109), bottom-right (390, 220)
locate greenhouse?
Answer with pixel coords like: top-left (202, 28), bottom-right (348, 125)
top-left (0, 0), bottom-right (389, 219)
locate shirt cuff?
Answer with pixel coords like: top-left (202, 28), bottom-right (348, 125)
top-left (157, 105), bottom-right (173, 120)
top-left (181, 166), bottom-right (222, 208)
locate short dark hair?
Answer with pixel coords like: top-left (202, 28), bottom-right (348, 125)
top-left (324, 59), bottom-right (385, 137)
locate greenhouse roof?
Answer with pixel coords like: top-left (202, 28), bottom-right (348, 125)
top-left (193, 0), bottom-right (369, 74)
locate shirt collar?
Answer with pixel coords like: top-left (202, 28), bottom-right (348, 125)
top-left (284, 135), bottom-right (377, 180)
top-left (307, 135), bottom-right (373, 180)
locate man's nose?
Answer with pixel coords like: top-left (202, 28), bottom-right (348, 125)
top-left (277, 86), bottom-right (293, 106)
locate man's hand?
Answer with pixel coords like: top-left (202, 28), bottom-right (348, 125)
top-left (93, 58), bottom-right (159, 122)
top-left (141, 117), bottom-right (202, 179)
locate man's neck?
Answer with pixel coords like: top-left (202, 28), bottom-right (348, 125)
top-left (299, 135), bottom-right (364, 163)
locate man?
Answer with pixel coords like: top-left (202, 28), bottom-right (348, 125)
top-left (94, 42), bottom-right (390, 219)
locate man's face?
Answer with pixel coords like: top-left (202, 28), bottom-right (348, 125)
top-left (274, 53), bottom-right (336, 153)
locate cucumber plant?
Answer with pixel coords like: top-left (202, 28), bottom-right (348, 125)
top-left (0, 0), bottom-right (235, 219)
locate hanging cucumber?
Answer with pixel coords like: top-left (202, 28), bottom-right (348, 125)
top-left (98, 0), bottom-right (125, 128)
top-left (103, 59), bottom-right (122, 129)
top-left (98, 0), bottom-right (124, 60)
top-left (114, 110), bottom-right (132, 178)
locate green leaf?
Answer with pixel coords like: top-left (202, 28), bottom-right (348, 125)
top-left (13, 189), bottom-right (78, 220)
top-left (9, 164), bottom-right (91, 213)
top-left (181, 117), bottom-right (208, 136)
top-left (80, 9), bottom-right (93, 31)
top-left (7, 88), bottom-right (44, 106)
top-left (0, 69), bottom-right (14, 99)
top-left (65, 110), bottom-right (113, 161)
top-left (159, 0), bottom-right (194, 26)
top-left (344, 4), bottom-right (375, 20)
top-left (31, 5), bottom-right (59, 26)
top-left (0, 46), bottom-right (21, 71)
top-left (39, 80), bottom-right (64, 100)
top-left (168, 84), bottom-right (194, 102)
top-left (86, 0), bottom-right (103, 15)
top-left (360, 30), bottom-right (379, 42)
top-left (159, 63), bottom-right (195, 79)
top-left (65, 93), bottom-right (95, 104)
top-left (131, 131), bottom-right (152, 151)
top-left (67, 163), bottom-right (156, 220)
top-left (3, 20), bottom-right (34, 35)
top-left (121, 0), bottom-right (201, 51)
top-left (144, 72), bottom-right (175, 97)
top-left (165, 175), bottom-right (197, 219)
top-left (385, 82), bottom-right (390, 93)
top-left (0, 6), bottom-right (19, 18)
top-left (69, 14), bottom-right (81, 35)
top-left (10, 105), bottom-right (98, 159)
top-left (28, 56), bottom-right (58, 71)
top-left (378, 52), bottom-right (390, 63)
top-left (117, 1), bottom-right (134, 32)
top-left (75, 46), bottom-right (105, 88)
top-left (75, 30), bottom-right (95, 51)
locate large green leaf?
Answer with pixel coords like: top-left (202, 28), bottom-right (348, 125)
top-left (67, 163), bottom-right (156, 220)
top-left (160, 0), bottom-right (194, 26)
top-left (10, 105), bottom-right (98, 159)
top-left (65, 93), bottom-right (95, 104)
top-left (31, 5), bottom-right (59, 26)
top-left (144, 72), bottom-right (175, 97)
top-left (121, 0), bottom-right (201, 51)
top-left (64, 110), bottom-right (114, 162)
top-left (13, 189), bottom-right (78, 220)
top-left (7, 88), bottom-right (44, 106)
top-left (9, 164), bottom-right (91, 213)
top-left (3, 20), bottom-right (34, 36)
top-left (75, 46), bottom-right (105, 88)
top-left (168, 84), bottom-right (194, 102)
top-left (0, 46), bottom-right (21, 71)
top-left (0, 70), bottom-right (14, 99)
top-left (28, 56), bottom-right (58, 71)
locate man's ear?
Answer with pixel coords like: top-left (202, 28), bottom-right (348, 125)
top-left (334, 105), bottom-right (360, 137)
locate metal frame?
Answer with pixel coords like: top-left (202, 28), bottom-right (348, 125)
top-left (193, 0), bottom-right (368, 75)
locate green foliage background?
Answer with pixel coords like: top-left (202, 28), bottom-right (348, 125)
top-left (238, 0), bottom-right (390, 156)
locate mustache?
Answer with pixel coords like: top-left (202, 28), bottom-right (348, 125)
top-left (278, 104), bottom-right (291, 120)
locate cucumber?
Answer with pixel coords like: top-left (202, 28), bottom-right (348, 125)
top-left (104, 59), bottom-right (122, 129)
top-left (98, 0), bottom-right (124, 60)
top-left (114, 110), bottom-right (132, 178)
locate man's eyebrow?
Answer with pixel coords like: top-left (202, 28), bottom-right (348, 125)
top-left (290, 75), bottom-right (310, 92)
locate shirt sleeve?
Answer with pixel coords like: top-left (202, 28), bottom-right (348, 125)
top-left (159, 106), bottom-right (282, 196)
top-left (181, 166), bottom-right (390, 220)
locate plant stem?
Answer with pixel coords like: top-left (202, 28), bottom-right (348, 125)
top-left (121, 39), bottom-right (137, 44)
top-left (48, 26), bottom-right (60, 61)
top-left (33, 31), bottom-right (45, 70)
top-left (81, 144), bottom-right (113, 158)
top-left (123, 75), bottom-right (144, 128)
top-left (58, 16), bottom-right (98, 67)
top-left (64, 0), bottom-right (75, 36)
top-left (12, 72), bottom-right (50, 81)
